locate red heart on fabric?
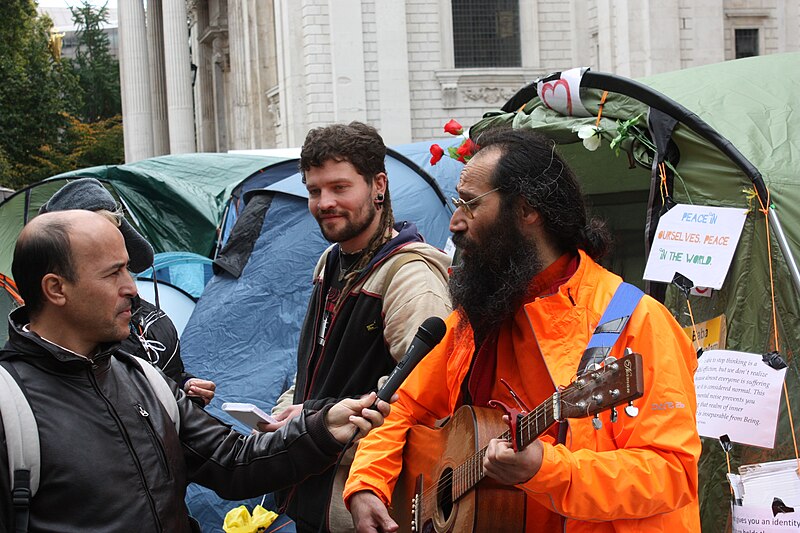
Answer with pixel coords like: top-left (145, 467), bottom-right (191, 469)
top-left (539, 79), bottom-right (572, 115)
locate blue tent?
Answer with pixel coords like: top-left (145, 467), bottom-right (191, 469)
top-left (138, 251), bottom-right (215, 299)
top-left (217, 158), bottom-right (303, 254)
top-left (180, 139), bottom-right (463, 530)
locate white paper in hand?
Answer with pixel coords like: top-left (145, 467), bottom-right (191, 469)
top-left (221, 402), bottom-right (277, 429)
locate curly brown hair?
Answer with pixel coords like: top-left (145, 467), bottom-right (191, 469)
top-left (299, 121), bottom-right (386, 183)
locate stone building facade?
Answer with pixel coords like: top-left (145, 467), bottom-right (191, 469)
top-left (117, 0), bottom-right (800, 162)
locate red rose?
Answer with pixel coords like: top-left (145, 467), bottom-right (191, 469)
top-left (443, 119), bottom-right (463, 136)
top-left (456, 138), bottom-right (477, 162)
top-left (429, 143), bottom-right (444, 165)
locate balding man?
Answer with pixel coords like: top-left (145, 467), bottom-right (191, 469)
top-left (0, 210), bottom-right (390, 533)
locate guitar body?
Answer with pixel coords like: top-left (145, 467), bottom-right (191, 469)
top-left (392, 405), bottom-right (526, 533)
top-left (389, 353), bottom-right (645, 533)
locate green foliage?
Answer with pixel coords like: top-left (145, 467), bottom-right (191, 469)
top-left (609, 114), bottom-right (644, 155)
top-left (0, 0), bottom-right (124, 190)
top-left (0, 0), bottom-right (76, 188)
top-left (63, 1), bottom-right (121, 122)
top-left (22, 114), bottom-right (124, 183)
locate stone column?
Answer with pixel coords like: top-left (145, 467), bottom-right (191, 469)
top-left (147, 0), bottom-right (170, 156)
top-left (248, 0), bottom-right (263, 146)
top-left (191, 6), bottom-right (217, 152)
top-left (162, 0), bottom-right (197, 153)
top-left (645, 0), bottom-right (681, 75)
top-left (118, 0), bottom-right (154, 162)
top-left (256, 1), bottom-right (278, 148)
top-left (328, 0), bottom-right (367, 123)
top-left (374, 2), bottom-right (411, 143)
top-left (686, 0), bottom-right (725, 67)
top-left (274, 0), bottom-right (306, 146)
top-left (227, 0), bottom-right (253, 149)
top-left (212, 38), bottom-right (229, 152)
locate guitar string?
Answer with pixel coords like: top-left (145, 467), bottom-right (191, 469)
top-left (418, 386), bottom-right (571, 507)
top-left (419, 399), bottom-right (557, 511)
top-left (416, 370), bottom-right (630, 510)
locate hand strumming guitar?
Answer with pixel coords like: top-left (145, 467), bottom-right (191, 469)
top-left (349, 490), bottom-right (399, 533)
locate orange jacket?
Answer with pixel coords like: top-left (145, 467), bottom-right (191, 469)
top-left (344, 251), bottom-right (701, 532)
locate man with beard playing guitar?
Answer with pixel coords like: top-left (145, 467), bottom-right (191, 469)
top-left (344, 127), bottom-right (701, 532)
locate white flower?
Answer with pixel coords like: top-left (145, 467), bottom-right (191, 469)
top-left (577, 125), bottom-right (602, 151)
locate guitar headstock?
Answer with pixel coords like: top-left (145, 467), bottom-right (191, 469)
top-left (558, 352), bottom-right (644, 420)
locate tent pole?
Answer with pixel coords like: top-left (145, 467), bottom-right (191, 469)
top-left (768, 207), bottom-right (800, 300)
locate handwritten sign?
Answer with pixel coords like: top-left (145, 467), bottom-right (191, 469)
top-left (695, 350), bottom-right (786, 448)
top-left (682, 314), bottom-right (726, 351)
top-left (643, 205), bottom-right (747, 289)
top-left (733, 506), bottom-right (800, 532)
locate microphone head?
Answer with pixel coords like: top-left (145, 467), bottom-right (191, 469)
top-left (416, 316), bottom-right (447, 347)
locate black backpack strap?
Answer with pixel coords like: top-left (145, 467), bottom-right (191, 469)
top-left (12, 470), bottom-right (31, 533)
top-left (0, 361), bottom-right (39, 533)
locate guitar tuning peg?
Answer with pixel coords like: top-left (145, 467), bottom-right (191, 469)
top-left (592, 414), bottom-right (603, 430)
top-left (624, 401), bottom-right (639, 418)
top-left (602, 356), bottom-right (619, 372)
top-left (587, 363), bottom-right (601, 373)
top-left (625, 347), bottom-right (633, 355)
top-left (610, 406), bottom-right (618, 423)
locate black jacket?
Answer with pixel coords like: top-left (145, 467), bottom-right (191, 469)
top-left (295, 223), bottom-right (427, 411)
top-left (283, 223), bottom-right (435, 532)
top-left (0, 307), bottom-right (344, 533)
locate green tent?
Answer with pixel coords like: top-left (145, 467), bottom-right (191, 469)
top-left (470, 52), bottom-right (800, 530)
top-left (0, 153), bottom-right (290, 281)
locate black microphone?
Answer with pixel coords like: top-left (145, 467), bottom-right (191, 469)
top-left (375, 316), bottom-right (447, 404)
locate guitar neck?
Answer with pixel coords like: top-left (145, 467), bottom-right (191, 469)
top-left (453, 395), bottom-right (558, 501)
top-left (450, 352), bottom-right (644, 502)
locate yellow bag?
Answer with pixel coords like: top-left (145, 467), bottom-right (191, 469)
top-left (222, 504), bottom-right (278, 533)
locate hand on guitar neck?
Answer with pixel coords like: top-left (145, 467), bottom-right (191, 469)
top-left (483, 432), bottom-right (544, 485)
top-left (350, 490), bottom-right (399, 533)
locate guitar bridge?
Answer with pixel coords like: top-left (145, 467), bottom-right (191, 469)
top-left (411, 474), bottom-right (423, 531)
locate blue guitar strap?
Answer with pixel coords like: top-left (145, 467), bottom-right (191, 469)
top-left (578, 282), bottom-right (645, 374)
top-left (557, 282), bottom-right (644, 444)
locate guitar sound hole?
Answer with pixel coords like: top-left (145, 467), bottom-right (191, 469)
top-left (436, 467), bottom-right (454, 521)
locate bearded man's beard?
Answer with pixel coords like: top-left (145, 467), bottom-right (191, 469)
top-left (449, 212), bottom-right (543, 342)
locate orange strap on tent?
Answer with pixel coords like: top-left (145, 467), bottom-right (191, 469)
top-left (755, 187), bottom-right (800, 469)
top-left (0, 274), bottom-right (23, 305)
top-left (594, 91), bottom-right (608, 128)
top-left (658, 162), bottom-right (669, 207)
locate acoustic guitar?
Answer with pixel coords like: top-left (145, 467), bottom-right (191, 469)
top-left (391, 352), bottom-right (645, 533)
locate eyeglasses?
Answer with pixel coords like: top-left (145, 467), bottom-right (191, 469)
top-left (451, 188), bottom-right (499, 219)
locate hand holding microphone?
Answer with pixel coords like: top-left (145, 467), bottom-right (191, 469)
top-left (327, 317), bottom-right (447, 443)
top-left (374, 316), bottom-right (447, 405)
top-left (321, 317), bottom-right (448, 533)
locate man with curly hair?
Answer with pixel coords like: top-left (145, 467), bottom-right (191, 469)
top-left (268, 122), bottom-right (452, 532)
